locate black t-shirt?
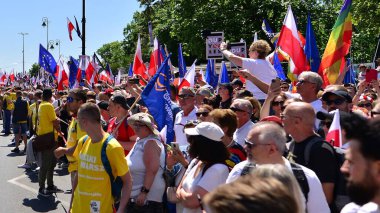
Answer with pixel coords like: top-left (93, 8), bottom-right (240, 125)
top-left (292, 135), bottom-right (337, 183)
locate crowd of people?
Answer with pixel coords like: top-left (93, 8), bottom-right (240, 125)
top-left (2, 39), bottom-right (380, 213)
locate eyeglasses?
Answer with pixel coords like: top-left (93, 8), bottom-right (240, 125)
top-left (196, 112), bottom-right (209, 117)
top-left (272, 101), bottom-right (284, 106)
top-left (325, 99), bottom-right (345, 106)
top-left (371, 111), bottom-right (380, 117)
top-left (244, 139), bottom-right (271, 149)
top-left (178, 94), bottom-right (194, 99)
top-left (297, 79), bottom-right (315, 85)
top-left (230, 107), bottom-right (247, 113)
top-left (132, 123), bottom-right (146, 128)
top-left (358, 103), bottom-right (372, 108)
top-left (67, 97), bottom-right (80, 103)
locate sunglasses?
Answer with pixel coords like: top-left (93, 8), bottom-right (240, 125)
top-left (132, 123), bottom-right (146, 128)
top-left (320, 121), bottom-right (332, 129)
top-left (196, 112), bottom-right (209, 117)
top-left (325, 99), bottom-right (345, 106)
top-left (230, 107), bottom-right (247, 113)
top-left (244, 139), bottom-right (271, 149)
top-left (297, 79), bottom-right (315, 85)
top-left (358, 103), bottom-right (372, 108)
top-left (178, 94), bottom-right (194, 99)
top-left (272, 101), bottom-right (284, 106)
top-left (67, 96), bottom-right (80, 103)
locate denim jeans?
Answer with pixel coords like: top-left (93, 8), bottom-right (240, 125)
top-left (3, 110), bottom-right (11, 134)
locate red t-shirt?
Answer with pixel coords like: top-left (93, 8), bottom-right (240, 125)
top-left (107, 117), bottom-right (135, 156)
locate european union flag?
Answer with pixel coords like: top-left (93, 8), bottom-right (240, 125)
top-left (178, 43), bottom-right (187, 78)
top-left (305, 14), bottom-right (321, 73)
top-left (141, 55), bottom-right (174, 143)
top-left (273, 52), bottom-right (286, 80)
top-left (205, 59), bottom-right (218, 88)
top-left (69, 56), bottom-right (79, 88)
top-left (38, 44), bottom-right (57, 76)
top-left (219, 61), bottom-right (230, 83)
top-left (128, 63), bottom-right (133, 77)
top-left (343, 58), bottom-right (356, 84)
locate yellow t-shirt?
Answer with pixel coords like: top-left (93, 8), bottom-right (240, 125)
top-left (4, 95), bottom-right (14, 110)
top-left (71, 133), bottom-right (129, 213)
top-left (67, 118), bottom-right (87, 173)
top-left (36, 101), bottom-right (57, 135)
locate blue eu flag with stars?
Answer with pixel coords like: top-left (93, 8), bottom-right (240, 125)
top-left (141, 55), bottom-right (174, 143)
top-left (38, 44), bottom-right (57, 77)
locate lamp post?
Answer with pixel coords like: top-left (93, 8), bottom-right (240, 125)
top-left (42, 17), bottom-right (49, 49)
top-left (82, 0), bottom-right (86, 55)
top-left (18, 32), bottom-right (28, 75)
top-left (49, 39), bottom-right (61, 58)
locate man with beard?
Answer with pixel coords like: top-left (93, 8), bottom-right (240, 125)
top-left (341, 118), bottom-right (380, 212)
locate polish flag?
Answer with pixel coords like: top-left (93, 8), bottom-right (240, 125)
top-left (9, 70), bottom-right (15, 82)
top-left (178, 60), bottom-right (197, 92)
top-left (148, 37), bottom-right (162, 77)
top-left (67, 18), bottom-right (75, 41)
top-left (99, 70), bottom-right (112, 84)
top-left (277, 6), bottom-right (309, 80)
top-left (133, 35), bottom-right (148, 79)
top-left (0, 70), bottom-right (6, 83)
top-left (326, 109), bottom-right (342, 147)
top-left (57, 58), bottom-right (69, 91)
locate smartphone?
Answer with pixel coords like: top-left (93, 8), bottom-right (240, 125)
top-left (270, 78), bottom-right (281, 90)
top-left (128, 78), bottom-right (139, 84)
top-left (365, 69), bottom-right (378, 83)
top-left (171, 142), bottom-right (180, 151)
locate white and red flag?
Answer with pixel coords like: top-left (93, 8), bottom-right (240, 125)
top-left (326, 109), bottom-right (342, 147)
top-left (276, 6), bottom-right (309, 81)
top-left (57, 57), bottom-right (69, 91)
top-left (133, 35), bottom-right (148, 80)
top-left (148, 37), bottom-right (163, 77)
top-left (67, 18), bottom-right (75, 41)
top-left (178, 60), bottom-right (197, 92)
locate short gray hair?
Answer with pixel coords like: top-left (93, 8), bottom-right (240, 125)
top-left (233, 99), bottom-right (253, 116)
top-left (254, 122), bottom-right (287, 154)
top-left (298, 71), bottom-right (323, 92)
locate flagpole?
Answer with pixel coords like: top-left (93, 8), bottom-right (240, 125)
top-left (373, 35), bottom-right (380, 65)
top-left (82, 0), bottom-right (86, 55)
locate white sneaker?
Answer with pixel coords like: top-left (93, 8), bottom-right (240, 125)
top-left (17, 163), bottom-right (31, 169)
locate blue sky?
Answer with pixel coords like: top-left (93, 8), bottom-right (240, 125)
top-left (0, 0), bottom-right (140, 74)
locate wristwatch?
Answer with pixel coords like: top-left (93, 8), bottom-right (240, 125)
top-left (141, 186), bottom-right (150, 194)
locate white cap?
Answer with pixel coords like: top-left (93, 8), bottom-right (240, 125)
top-left (184, 122), bottom-right (224, 142)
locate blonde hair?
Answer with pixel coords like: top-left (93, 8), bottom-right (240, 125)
top-left (249, 40), bottom-right (272, 59)
top-left (251, 164), bottom-right (305, 213)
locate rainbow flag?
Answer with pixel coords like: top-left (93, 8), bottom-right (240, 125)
top-left (319, 0), bottom-right (352, 86)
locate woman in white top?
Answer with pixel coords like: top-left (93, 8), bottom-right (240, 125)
top-left (126, 113), bottom-right (165, 213)
top-left (176, 122), bottom-right (230, 213)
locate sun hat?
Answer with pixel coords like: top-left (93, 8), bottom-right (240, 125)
top-left (184, 122), bottom-right (224, 142)
top-left (127, 112), bottom-right (159, 135)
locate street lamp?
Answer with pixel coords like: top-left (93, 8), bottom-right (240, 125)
top-left (42, 17), bottom-right (48, 49)
top-left (18, 32), bottom-right (28, 75)
top-left (49, 39), bottom-right (61, 58)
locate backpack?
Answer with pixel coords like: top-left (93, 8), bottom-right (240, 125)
top-left (288, 137), bottom-right (349, 211)
top-left (82, 135), bottom-right (123, 203)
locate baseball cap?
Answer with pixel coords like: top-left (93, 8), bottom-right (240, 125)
top-left (260, 116), bottom-right (283, 127)
top-left (184, 122), bottom-right (224, 142)
top-left (322, 90), bottom-right (352, 103)
top-left (196, 87), bottom-right (213, 97)
top-left (110, 95), bottom-right (130, 110)
top-left (97, 101), bottom-right (109, 111)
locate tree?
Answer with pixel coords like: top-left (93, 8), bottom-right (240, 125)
top-left (29, 63), bottom-right (40, 77)
top-left (96, 41), bottom-right (129, 74)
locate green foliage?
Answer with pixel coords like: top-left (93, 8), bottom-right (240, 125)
top-left (98, 0), bottom-right (380, 70)
top-left (96, 41), bottom-right (129, 74)
top-left (29, 63), bottom-right (40, 77)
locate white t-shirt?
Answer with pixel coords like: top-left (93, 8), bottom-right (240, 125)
top-left (182, 162), bottom-right (229, 213)
top-left (341, 202), bottom-right (380, 213)
top-left (242, 58), bottom-right (277, 100)
top-left (174, 107), bottom-right (198, 146)
top-left (226, 160), bottom-right (252, 183)
top-left (284, 159), bottom-right (330, 213)
top-left (233, 120), bottom-right (255, 147)
top-left (309, 99), bottom-right (327, 129)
